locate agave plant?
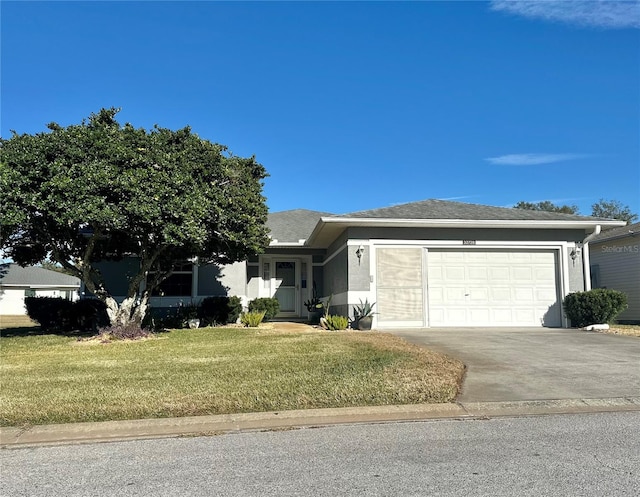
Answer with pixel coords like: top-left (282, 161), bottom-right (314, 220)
top-left (353, 299), bottom-right (376, 320)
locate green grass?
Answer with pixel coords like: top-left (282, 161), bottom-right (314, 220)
top-left (0, 327), bottom-right (464, 426)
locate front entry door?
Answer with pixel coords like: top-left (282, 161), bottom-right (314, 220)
top-left (273, 260), bottom-right (299, 316)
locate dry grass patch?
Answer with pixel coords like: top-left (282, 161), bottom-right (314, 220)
top-left (602, 324), bottom-right (640, 337)
top-left (0, 327), bottom-right (464, 426)
top-left (0, 315), bottom-right (38, 329)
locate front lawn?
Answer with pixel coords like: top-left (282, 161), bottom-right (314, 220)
top-left (0, 327), bottom-right (464, 426)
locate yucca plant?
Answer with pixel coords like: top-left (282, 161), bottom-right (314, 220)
top-left (320, 314), bottom-right (349, 331)
top-left (240, 311), bottom-right (266, 328)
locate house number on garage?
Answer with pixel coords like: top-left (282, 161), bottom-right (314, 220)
top-left (462, 240), bottom-right (476, 245)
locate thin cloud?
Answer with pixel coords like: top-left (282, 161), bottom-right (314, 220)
top-left (436, 195), bottom-right (479, 201)
top-left (490, 0), bottom-right (640, 29)
top-left (485, 153), bottom-right (589, 165)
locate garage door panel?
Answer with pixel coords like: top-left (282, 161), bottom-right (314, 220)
top-left (469, 287), bottom-right (489, 301)
top-left (468, 267), bottom-right (488, 280)
top-left (490, 287), bottom-right (511, 301)
top-left (514, 288), bottom-right (534, 301)
top-left (445, 287), bottom-right (467, 301)
top-left (427, 266), bottom-right (443, 280)
top-left (535, 266), bottom-right (556, 280)
top-left (489, 267), bottom-right (510, 280)
top-left (469, 309), bottom-right (490, 322)
top-left (512, 267), bottom-right (534, 281)
top-left (444, 266), bottom-right (465, 280)
top-left (492, 309), bottom-right (513, 323)
top-left (444, 308), bottom-right (467, 322)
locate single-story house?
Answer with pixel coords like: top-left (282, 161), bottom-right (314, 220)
top-left (0, 264), bottom-right (81, 316)
top-left (589, 222), bottom-right (639, 323)
top-left (89, 199), bottom-right (624, 328)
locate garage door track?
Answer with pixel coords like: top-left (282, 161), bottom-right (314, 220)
top-left (391, 327), bottom-right (640, 402)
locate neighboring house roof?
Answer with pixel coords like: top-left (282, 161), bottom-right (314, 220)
top-left (0, 264), bottom-right (80, 288)
top-left (590, 222), bottom-right (640, 244)
top-left (267, 209), bottom-right (334, 244)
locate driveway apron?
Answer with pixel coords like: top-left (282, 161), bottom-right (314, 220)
top-left (389, 328), bottom-right (640, 402)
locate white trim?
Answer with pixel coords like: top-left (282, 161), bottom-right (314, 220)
top-left (369, 239), bottom-right (570, 247)
top-left (269, 240), bottom-right (306, 246)
top-left (258, 255), bottom-right (314, 317)
top-left (1, 284), bottom-right (79, 289)
top-left (583, 243), bottom-right (592, 291)
top-left (319, 217), bottom-right (624, 229)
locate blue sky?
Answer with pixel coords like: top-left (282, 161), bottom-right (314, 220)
top-left (2, 1), bottom-right (639, 216)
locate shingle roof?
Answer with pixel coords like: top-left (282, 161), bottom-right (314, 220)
top-left (590, 222), bottom-right (640, 243)
top-left (337, 199), bottom-right (608, 222)
top-left (267, 209), bottom-right (334, 243)
top-left (0, 264), bottom-right (80, 287)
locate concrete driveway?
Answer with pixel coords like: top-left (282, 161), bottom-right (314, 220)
top-left (390, 328), bottom-right (640, 402)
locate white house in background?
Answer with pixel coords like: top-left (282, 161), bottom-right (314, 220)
top-left (91, 199), bottom-right (625, 328)
top-left (0, 264), bottom-right (81, 316)
top-left (589, 222), bottom-right (640, 323)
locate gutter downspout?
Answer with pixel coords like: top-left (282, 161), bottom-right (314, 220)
top-left (582, 225), bottom-right (601, 291)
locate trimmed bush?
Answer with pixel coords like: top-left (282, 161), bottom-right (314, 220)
top-left (563, 289), bottom-right (628, 328)
top-left (198, 296), bottom-right (242, 325)
top-left (25, 297), bottom-right (75, 331)
top-left (240, 311), bottom-right (266, 327)
top-left (25, 297), bottom-right (110, 332)
top-left (248, 298), bottom-right (280, 321)
top-left (73, 299), bottom-right (109, 331)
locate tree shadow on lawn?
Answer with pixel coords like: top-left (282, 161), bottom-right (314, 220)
top-left (0, 326), bottom-right (96, 339)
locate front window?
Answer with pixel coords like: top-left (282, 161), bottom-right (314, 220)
top-left (151, 263), bottom-right (193, 297)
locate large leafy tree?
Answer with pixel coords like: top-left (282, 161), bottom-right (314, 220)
top-left (0, 108), bottom-right (270, 325)
top-left (513, 200), bottom-right (579, 215)
top-left (591, 199), bottom-right (638, 224)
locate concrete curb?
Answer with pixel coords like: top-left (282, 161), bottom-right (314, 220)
top-left (2, 397), bottom-right (639, 448)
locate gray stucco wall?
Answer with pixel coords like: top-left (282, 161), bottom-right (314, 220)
top-left (198, 262), bottom-right (246, 297)
top-left (346, 227), bottom-right (586, 243)
top-left (348, 247), bottom-right (370, 291)
top-left (323, 246), bottom-right (348, 296)
top-left (567, 248), bottom-right (585, 293)
top-left (246, 265), bottom-right (259, 300)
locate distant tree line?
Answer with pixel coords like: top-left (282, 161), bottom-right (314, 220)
top-left (514, 199), bottom-right (638, 224)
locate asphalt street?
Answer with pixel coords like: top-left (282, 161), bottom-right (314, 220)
top-left (2, 411), bottom-right (639, 496)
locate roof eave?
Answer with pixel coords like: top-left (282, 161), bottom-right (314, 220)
top-left (305, 217), bottom-right (626, 247)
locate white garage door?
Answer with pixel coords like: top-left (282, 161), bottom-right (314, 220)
top-left (427, 249), bottom-right (561, 327)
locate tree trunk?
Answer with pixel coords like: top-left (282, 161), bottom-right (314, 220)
top-left (105, 296), bottom-right (147, 327)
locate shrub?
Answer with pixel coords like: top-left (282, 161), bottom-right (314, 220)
top-left (199, 296), bottom-right (242, 325)
top-left (248, 298), bottom-right (280, 321)
top-left (321, 314), bottom-right (349, 331)
top-left (240, 311), bottom-right (266, 327)
top-left (563, 289), bottom-right (628, 328)
top-left (25, 297), bottom-right (75, 331)
top-left (73, 299), bottom-right (109, 331)
top-left (97, 323), bottom-right (152, 341)
top-left (25, 297), bottom-right (111, 332)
